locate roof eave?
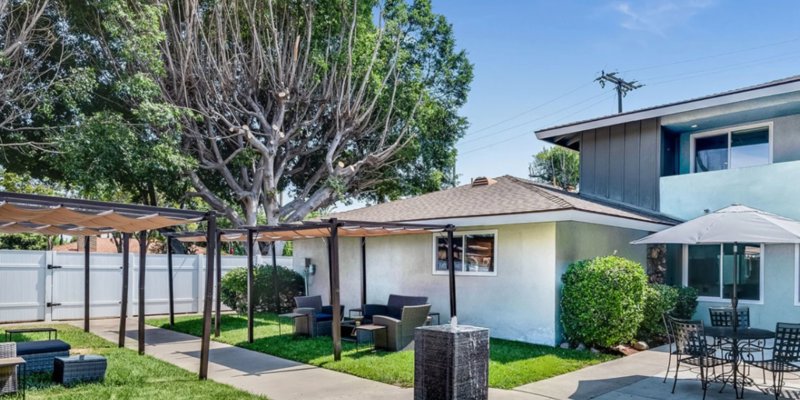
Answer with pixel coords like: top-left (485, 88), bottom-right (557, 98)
top-left (535, 77), bottom-right (800, 140)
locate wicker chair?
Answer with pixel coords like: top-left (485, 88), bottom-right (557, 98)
top-left (293, 295), bottom-right (344, 337)
top-left (0, 342), bottom-right (18, 396)
top-left (743, 322), bottom-right (800, 400)
top-left (373, 304), bottom-right (431, 351)
top-left (670, 317), bottom-right (731, 400)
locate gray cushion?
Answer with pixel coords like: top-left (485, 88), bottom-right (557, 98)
top-left (387, 295), bottom-right (427, 319)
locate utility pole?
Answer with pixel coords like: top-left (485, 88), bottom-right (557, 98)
top-left (595, 71), bottom-right (643, 113)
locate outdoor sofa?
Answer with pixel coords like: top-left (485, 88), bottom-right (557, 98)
top-left (361, 294), bottom-right (428, 324)
top-left (293, 295), bottom-right (344, 337)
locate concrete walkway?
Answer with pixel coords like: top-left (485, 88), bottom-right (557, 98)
top-left (61, 319), bottom-right (800, 399)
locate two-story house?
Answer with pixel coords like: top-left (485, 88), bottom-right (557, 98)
top-left (536, 75), bottom-right (800, 330)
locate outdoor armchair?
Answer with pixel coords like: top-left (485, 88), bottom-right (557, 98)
top-left (293, 295), bottom-right (344, 337)
top-left (0, 342), bottom-right (18, 396)
top-left (373, 304), bottom-right (431, 351)
top-left (362, 294), bottom-right (428, 324)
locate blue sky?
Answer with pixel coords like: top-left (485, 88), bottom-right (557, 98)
top-left (433, 0), bottom-right (800, 182)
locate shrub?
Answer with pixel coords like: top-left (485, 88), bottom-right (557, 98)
top-left (220, 264), bottom-right (305, 314)
top-left (670, 286), bottom-right (698, 319)
top-left (561, 256), bottom-right (648, 348)
top-left (637, 284), bottom-right (679, 340)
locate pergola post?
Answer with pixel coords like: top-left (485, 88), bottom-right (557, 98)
top-left (167, 236), bottom-right (175, 328)
top-left (271, 241), bottom-right (279, 313)
top-left (246, 229), bottom-right (255, 343)
top-left (360, 237), bottom-right (366, 307)
top-left (446, 226), bottom-right (457, 323)
top-left (84, 235), bottom-right (91, 332)
top-left (138, 230), bottom-right (147, 355)
top-left (199, 211), bottom-right (217, 380)
top-left (118, 233), bottom-right (130, 347)
top-left (215, 232), bottom-right (222, 337)
top-left (328, 218), bottom-right (342, 361)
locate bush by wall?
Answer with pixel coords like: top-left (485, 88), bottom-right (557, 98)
top-left (670, 286), bottom-right (698, 319)
top-left (220, 264), bottom-right (305, 314)
top-left (637, 284), bottom-right (679, 340)
top-left (561, 256), bottom-right (648, 348)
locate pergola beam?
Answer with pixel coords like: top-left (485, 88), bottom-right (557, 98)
top-left (199, 212), bottom-right (217, 380)
top-left (118, 233), bottom-right (130, 347)
top-left (137, 230), bottom-right (147, 355)
top-left (0, 191), bottom-right (205, 220)
top-left (84, 235), bottom-right (91, 332)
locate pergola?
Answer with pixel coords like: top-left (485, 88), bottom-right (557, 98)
top-left (247, 219), bottom-right (457, 361)
top-left (0, 191), bottom-right (219, 379)
top-left (171, 218), bottom-right (458, 361)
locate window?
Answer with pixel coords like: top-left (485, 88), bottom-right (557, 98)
top-left (691, 124), bottom-right (771, 173)
top-left (685, 243), bottom-right (762, 301)
top-left (433, 231), bottom-right (497, 276)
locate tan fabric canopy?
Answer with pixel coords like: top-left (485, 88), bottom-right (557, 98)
top-left (175, 222), bottom-right (447, 242)
top-left (0, 222), bottom-right (104, 236)
top-left (0, 199), bottom-right (204, 235)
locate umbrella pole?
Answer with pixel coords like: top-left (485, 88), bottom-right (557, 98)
top-left (732, 242), bottom-right (738, 332)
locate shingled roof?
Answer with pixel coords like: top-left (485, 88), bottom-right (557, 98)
top-left (328, 175), bottom-right (678, 225)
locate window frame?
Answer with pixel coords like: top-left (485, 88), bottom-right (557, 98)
top-left (794, 244), bottom-right (800, 306)
top-left (689, 122), bottom-right (773, 173)
top-left (682, 243), bottom-right (765, 304)
top-left (431, 229), bottom-right (498, 277)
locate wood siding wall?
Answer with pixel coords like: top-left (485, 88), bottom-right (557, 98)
top-left (579, 118), bottom-right (660, 211)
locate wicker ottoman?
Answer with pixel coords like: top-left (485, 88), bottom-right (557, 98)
top-left (16, 340), bottom-right (71, 373)
top-left (53, 355), bottom-right (107, 386)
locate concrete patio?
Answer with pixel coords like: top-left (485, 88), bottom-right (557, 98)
top-left (11, 318), bottom-right (797, 399)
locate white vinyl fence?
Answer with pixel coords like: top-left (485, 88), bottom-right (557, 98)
top-left (0, 249), bottom-right (292, 323)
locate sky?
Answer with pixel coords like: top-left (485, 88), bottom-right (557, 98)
top-left (431, 0), bottom-right (800, 182)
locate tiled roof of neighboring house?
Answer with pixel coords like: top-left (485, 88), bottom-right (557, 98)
top-left (53, 237), bottom-right (206, 254)
top-left (328, 175), bottom-right (679, 225)
top-left (536, 74), bottom-right (800, 138)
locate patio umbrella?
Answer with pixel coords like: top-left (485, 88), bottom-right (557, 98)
top-left (632, 205), bottom-right (800, 330)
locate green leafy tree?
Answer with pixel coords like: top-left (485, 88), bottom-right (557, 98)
top-left (7, 0), bottom-right (471, 228)
top-left (529, 146), bottom-right (579, 191)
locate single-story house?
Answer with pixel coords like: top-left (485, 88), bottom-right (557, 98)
top-left (291, 175), bottom-right (677, 345)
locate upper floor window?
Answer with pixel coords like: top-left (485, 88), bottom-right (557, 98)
top-left (433, 230), bottom-right (497, 276)
top-left (691, 124), bottom-right (772, 173)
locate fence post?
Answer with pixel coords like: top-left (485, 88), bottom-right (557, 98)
top-left (44, 250), bottom-right (53, 322)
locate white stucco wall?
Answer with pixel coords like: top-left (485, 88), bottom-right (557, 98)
top-left (292, 223), bottom-right (559, 345)
top-left (554, 221), bottom-right (651, 343)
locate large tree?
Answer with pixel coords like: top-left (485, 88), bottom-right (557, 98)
top-left (4, 0), bottom-right (472, 228)
top-left (151, 0), bottom-right (471, 225)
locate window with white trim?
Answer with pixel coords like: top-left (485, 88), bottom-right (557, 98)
top-left (685, 243), bottom-right (762, 301)
top-left (691, 124), bottom-right (771, 173)
top-left (433, 231), bottom-right (497, 275)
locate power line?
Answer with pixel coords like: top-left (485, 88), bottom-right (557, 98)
top-left (458, 89), bottom-right (614, 146)
top-left (458, 92), bottom-right (616, 156)
top-left (621, 36), bottom-right (800, 74)
top-left (462, 81), bottom-right (595, 137)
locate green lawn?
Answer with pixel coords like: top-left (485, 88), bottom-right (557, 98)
top-left (149, 313), bottom-right (614, 389)
top-left (1, 324), bottom-right (263, 399)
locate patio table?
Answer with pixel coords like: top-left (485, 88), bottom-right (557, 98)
top-left (704, 326), bottom-right (774, 398)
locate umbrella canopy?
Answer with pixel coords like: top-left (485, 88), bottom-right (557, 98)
top-left (631, 205), bottom-right (800, 245)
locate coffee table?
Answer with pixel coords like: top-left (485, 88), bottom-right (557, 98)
top-left (277, 312), bottom-right (310, 336)
top-left (0, 357), bottom-right (26, 399)
top-left (352, 324), bottom-right (386, 351)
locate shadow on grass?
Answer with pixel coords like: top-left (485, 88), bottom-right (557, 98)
top-left (489, 338), bottom-right (615, 365)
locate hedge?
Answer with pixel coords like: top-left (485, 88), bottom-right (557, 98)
top-left (220, 264), bottom-right (305, 314)
top-left (561, 256), bottom-right (647, 348)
